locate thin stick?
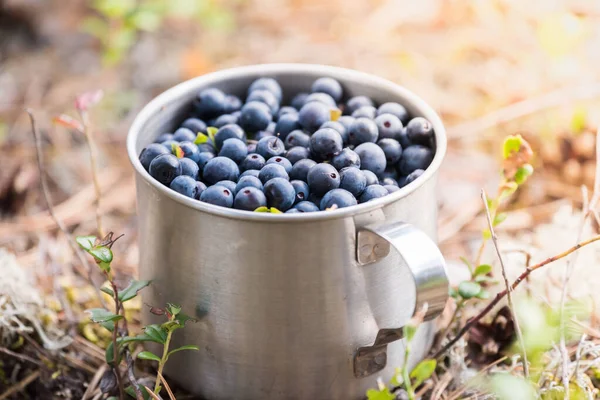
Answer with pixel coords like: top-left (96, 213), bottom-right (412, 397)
top-left (481, 189), bottom-right (529, 378)
top-left (82, 364), bottom-right (107, 400)
top-left (78, 109), bottom-right (104, 237)
top-left (433, 234), bottom-right (600, 359)
top-left (143, 386), bottom-right (162, 400)
top-left (25, 109), bottom-right (106, 308)
top-left (158, 372), bottom-right (176, 400)
top-left (125, 349), bottom-right (144, 400)
top-left (0, 347), bottom-right (43, 367)
top-left (446, 356), bottom-right (508, 400)
top-left (0, 370), bottom-right (41, 400)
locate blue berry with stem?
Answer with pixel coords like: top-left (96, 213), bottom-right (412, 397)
top-left (240, 153), bottom-right (266, 172)
top-left (275, 113), bottom-right (301, 140)
top-left (284, 130), bottom-right (310, 149)
top-left (149, 154), bottom-right (182, 186)
top-left (291, 180), bottom-right (310, 204)
top-left (320, 188), bottom-right (357, 210)
top-left (256, 136), bottom-right (285, 160)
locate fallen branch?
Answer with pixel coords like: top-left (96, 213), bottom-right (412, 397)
top-left (0, 370), bottom-right (41, 400)
top-left (0, 347), bottom-right (43, 367)
top-left (433, 234), bottom-right (600, 359)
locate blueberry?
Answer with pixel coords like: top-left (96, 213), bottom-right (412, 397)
top-left (200, 185), bottom-right (234, 208)
top-left (195, 181), bottom-right (207, 199)
top-left (284, 130), bottom-right (310, 149)
top-left (320, 121), bottom-right (348, 144)
top-left (348, 118), bottom-right (378, 145)
top-left (214, 124), bottom-right (245, 150)
top-left (139, 143), bottom-right (170, 171)
top-left (310, 128), bottom-right (343, 159)
top-left (240, 169), bottom-right (260, 179)
top-left (331, 148), bottom-right (361, 170)
top-left (154, 133), bottom-right (174, 144)
top-left (266, 156), bottom-right (293, 174)
top-left (375, 113), bottom-right (403, 140)
top-left (398, 128), bottom-right (412, 148)
top-left (256, 136), bottom-right (286, 160)
top-left (202, 156), bottom-right (240, 185)
top-left (354, 142), bottom-right (387, 176)
top-left (149, 154), bottom-right (182, 186)
top-left (181, 118), bottom-right (208, 134)
top-left (351, 106), bottom-right (377, 119)
top-left (345, 96), bottom-right (374, 115)
top-left (291, 180), bottom-right (310, 204)
top-left (286, 146), bottom-right (311, 165)
top-left (219, 138), bottom-right (248, 164)
top-left (339, 167), bottom-right (367, 197)
top-left (294, 201), bottom-right (320, 212)
top-left (259, 163), bottom-right (289, 183)
top-left (298, 102), bottom-right (331, 133)
top-left (161, 140), bottom-right (179, 152)
top-left (224, 95), bottom-right (242, 113)
top-left (247, 89), bottom-right (279, 115)
top-left (214, 180), bottom-right (237, 193)
top-left (235, 175), bottom-right (264, 194)
top-left (170, 175), bottom-right (199, 198)
top-left (308, 193), bottom-right (322, 207)
top-left (178, 141), bottom-right (201, 163)
top-left (382, 167), bottom-right (399, 181)
top-left (398, 145), bottom-right (433, 175)
top-left (266, 121), bottom-right (276, 133)
top-left (320, 188), bottom-right (357, 210)
top-left (240, 153), bottom-right (266, 172)
top-left (173, 127), bottom-right (196, 142)
top-left (275, 113), bottom-right (301, 140)
top-left (277, 106), bottom-right (298, 119)
top-left (337, 116), bottom-right (355, 133)
top-left (213, 113), bottom-right (239, 128)
top-left (359, 184), bottom-right (388, 203)
top-left (198, 143), bottom-right (216, 154)
top-left (240, 101), bottom-right (273, 133)
top-left (289, 158), bottom-right (317, 181)
top-left (234, 187), bottom-right (267, 211)
top-left (247, 142), bottom-right (257, 154)
top-left (197, 152), bottom-right (214, 175)
top-left (305, 92), bottom-right (337, 108)
top-left (404, 169), bottom-right (425, 186)
top-left (377, 138), bottom-right (403, 165)
top-left (385, 185), bottom-right (400, 193)
top-left (311, 77), bottom-right (343, 102)
top-left (194, 88), bottom-right (226, 119)
top-left (291, 92), bottom-right (309, 110)
top-left (363, 170), bottom-right (379, 186)
top-left (381, 177), bottom-right (398, 187)
top-left (286, 208), bottom-right (301, 214)
top-left (377, 102), bottom-right (409, 125)
top-left (406, 117), bottom-right (434, 147)
top-left (179, 157), bottom-right (200, 179)
top-left (248, 77), bottom-right (283, 102)
top-left (263, 178), bottom-right (296, 211)
top-left (307, 163), bottom-right (340, 196)
top-left (254, 130), bottom-right (275, 141)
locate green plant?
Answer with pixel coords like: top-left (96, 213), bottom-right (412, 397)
top-left (78, 233), bottom-right (199, 399)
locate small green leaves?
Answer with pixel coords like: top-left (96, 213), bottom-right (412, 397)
top-left (502, 135), bottom-right (523, 159)
top-left (137, 351), bottom-right (161, 362)
top-left (476, 289), bottom-right (491, 299)
top-left (409, 359), bottom-right (436, 387)
top-left (86, 308), bottom-right (123, 323)
top-left (330, 109), bottom-right (342, 121)
top-left (449, 286), bottom-right (459, 299)
top-left (100, 321), bottom-right (115, 332)
top-left (482, 229), bottom-right (492, 240)
top-left (172, 143), bottom-right (184, 158)
top-left (403, 324), bottom-right (417, 342)
top-left (365, 388), bottom-right (395, 400)
top-left (143, 324), bottom-right (168, 344)
top-left (458, 281), bottom-right (482, 299)
top-left (118, 280), bottom-right (151, 302)
top-left (100, 286), bottom-right (114, 296)
top-left (125, 385), bottom-right (152, 400)
top-left (166, 345), bottom-right (200, 359)
top-left (166, 303), bottom-right (182, 316)
top-left (76, 235), bottom-right (97, 251)
top-left (175, 312), bottom-right (195, 326)
top-left (194, 132), bottom-right (209, 144)
top-left (493, 212), bottom-right (507, 226)
top-left (474, 264), bottom-right (492, 277)
top-left (207, 126), bottom-right (218, 142)
top-left (514, 164), bottom-right (534, 184)
top-left (254, 206), bottom-right (282, 213)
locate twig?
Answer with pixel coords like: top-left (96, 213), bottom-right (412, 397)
top-left (0, 347), bottom-right (43, 367)
top-left (82, 364), bottom-right (107, 400)
top-left (481, 189), bottom-right (529, 378)
top-left (25, 109), bottom-right (106, 308)
top-left (0, 370), bottom-right (41, 400)
top-left (77, 109), bottom-right (104, 237)
top-left (433, 234), bottom-right (600, 359)
top-left (158, 372), bottom-right (176, 400)
top-left (143, 386), bottom-right (162, 400)
top-left (446, 356), bottom-right (508, 400)
top-left (126, 349), bottom-right (144, 400)
top-left (107, 276), bottom-right (125, 400)
top-left (448, 82), bottom-right (600, 140)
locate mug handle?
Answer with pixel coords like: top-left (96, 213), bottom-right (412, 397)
top-left (353, 221), bottom-right (449, 378)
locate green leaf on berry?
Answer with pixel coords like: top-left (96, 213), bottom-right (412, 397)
top-left (254, 206), bottom-right (282, 213)
top-left (137, 351), bottom-right (161, 362)
top-left (118, 280), bottom-right (151, 302)
top-left (330, 109), bottom-right (342, 121)
top-left (207, 127), bottom-right (218, 143)
top-left (172, 143), bottom-right (184, 158)
top-left (166, 303), bottom-right (182, 316)
top-left (86, 308), bottom-right (123, 323)
top-left (458, 281), bottom-right (482, 299)
top-left (194, 132), bottom-right (209, 145)
top-left (76, 235), bottom-right (97, 251)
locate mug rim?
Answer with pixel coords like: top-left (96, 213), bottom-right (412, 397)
top-left (127, 63), bottom-right (447, 222)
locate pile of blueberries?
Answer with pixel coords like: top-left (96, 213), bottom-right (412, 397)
top-left (138, 76), bottom-right (435, 213)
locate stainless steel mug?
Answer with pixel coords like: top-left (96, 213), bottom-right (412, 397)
top-left (127, 64), bottom-right (449, 400)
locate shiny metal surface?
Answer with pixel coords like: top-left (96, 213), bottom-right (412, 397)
top-left (127, 64), bottom-right (448, 400)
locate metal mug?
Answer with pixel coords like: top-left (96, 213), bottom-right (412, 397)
top-left (127, 64), bottom-right (449, 400)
